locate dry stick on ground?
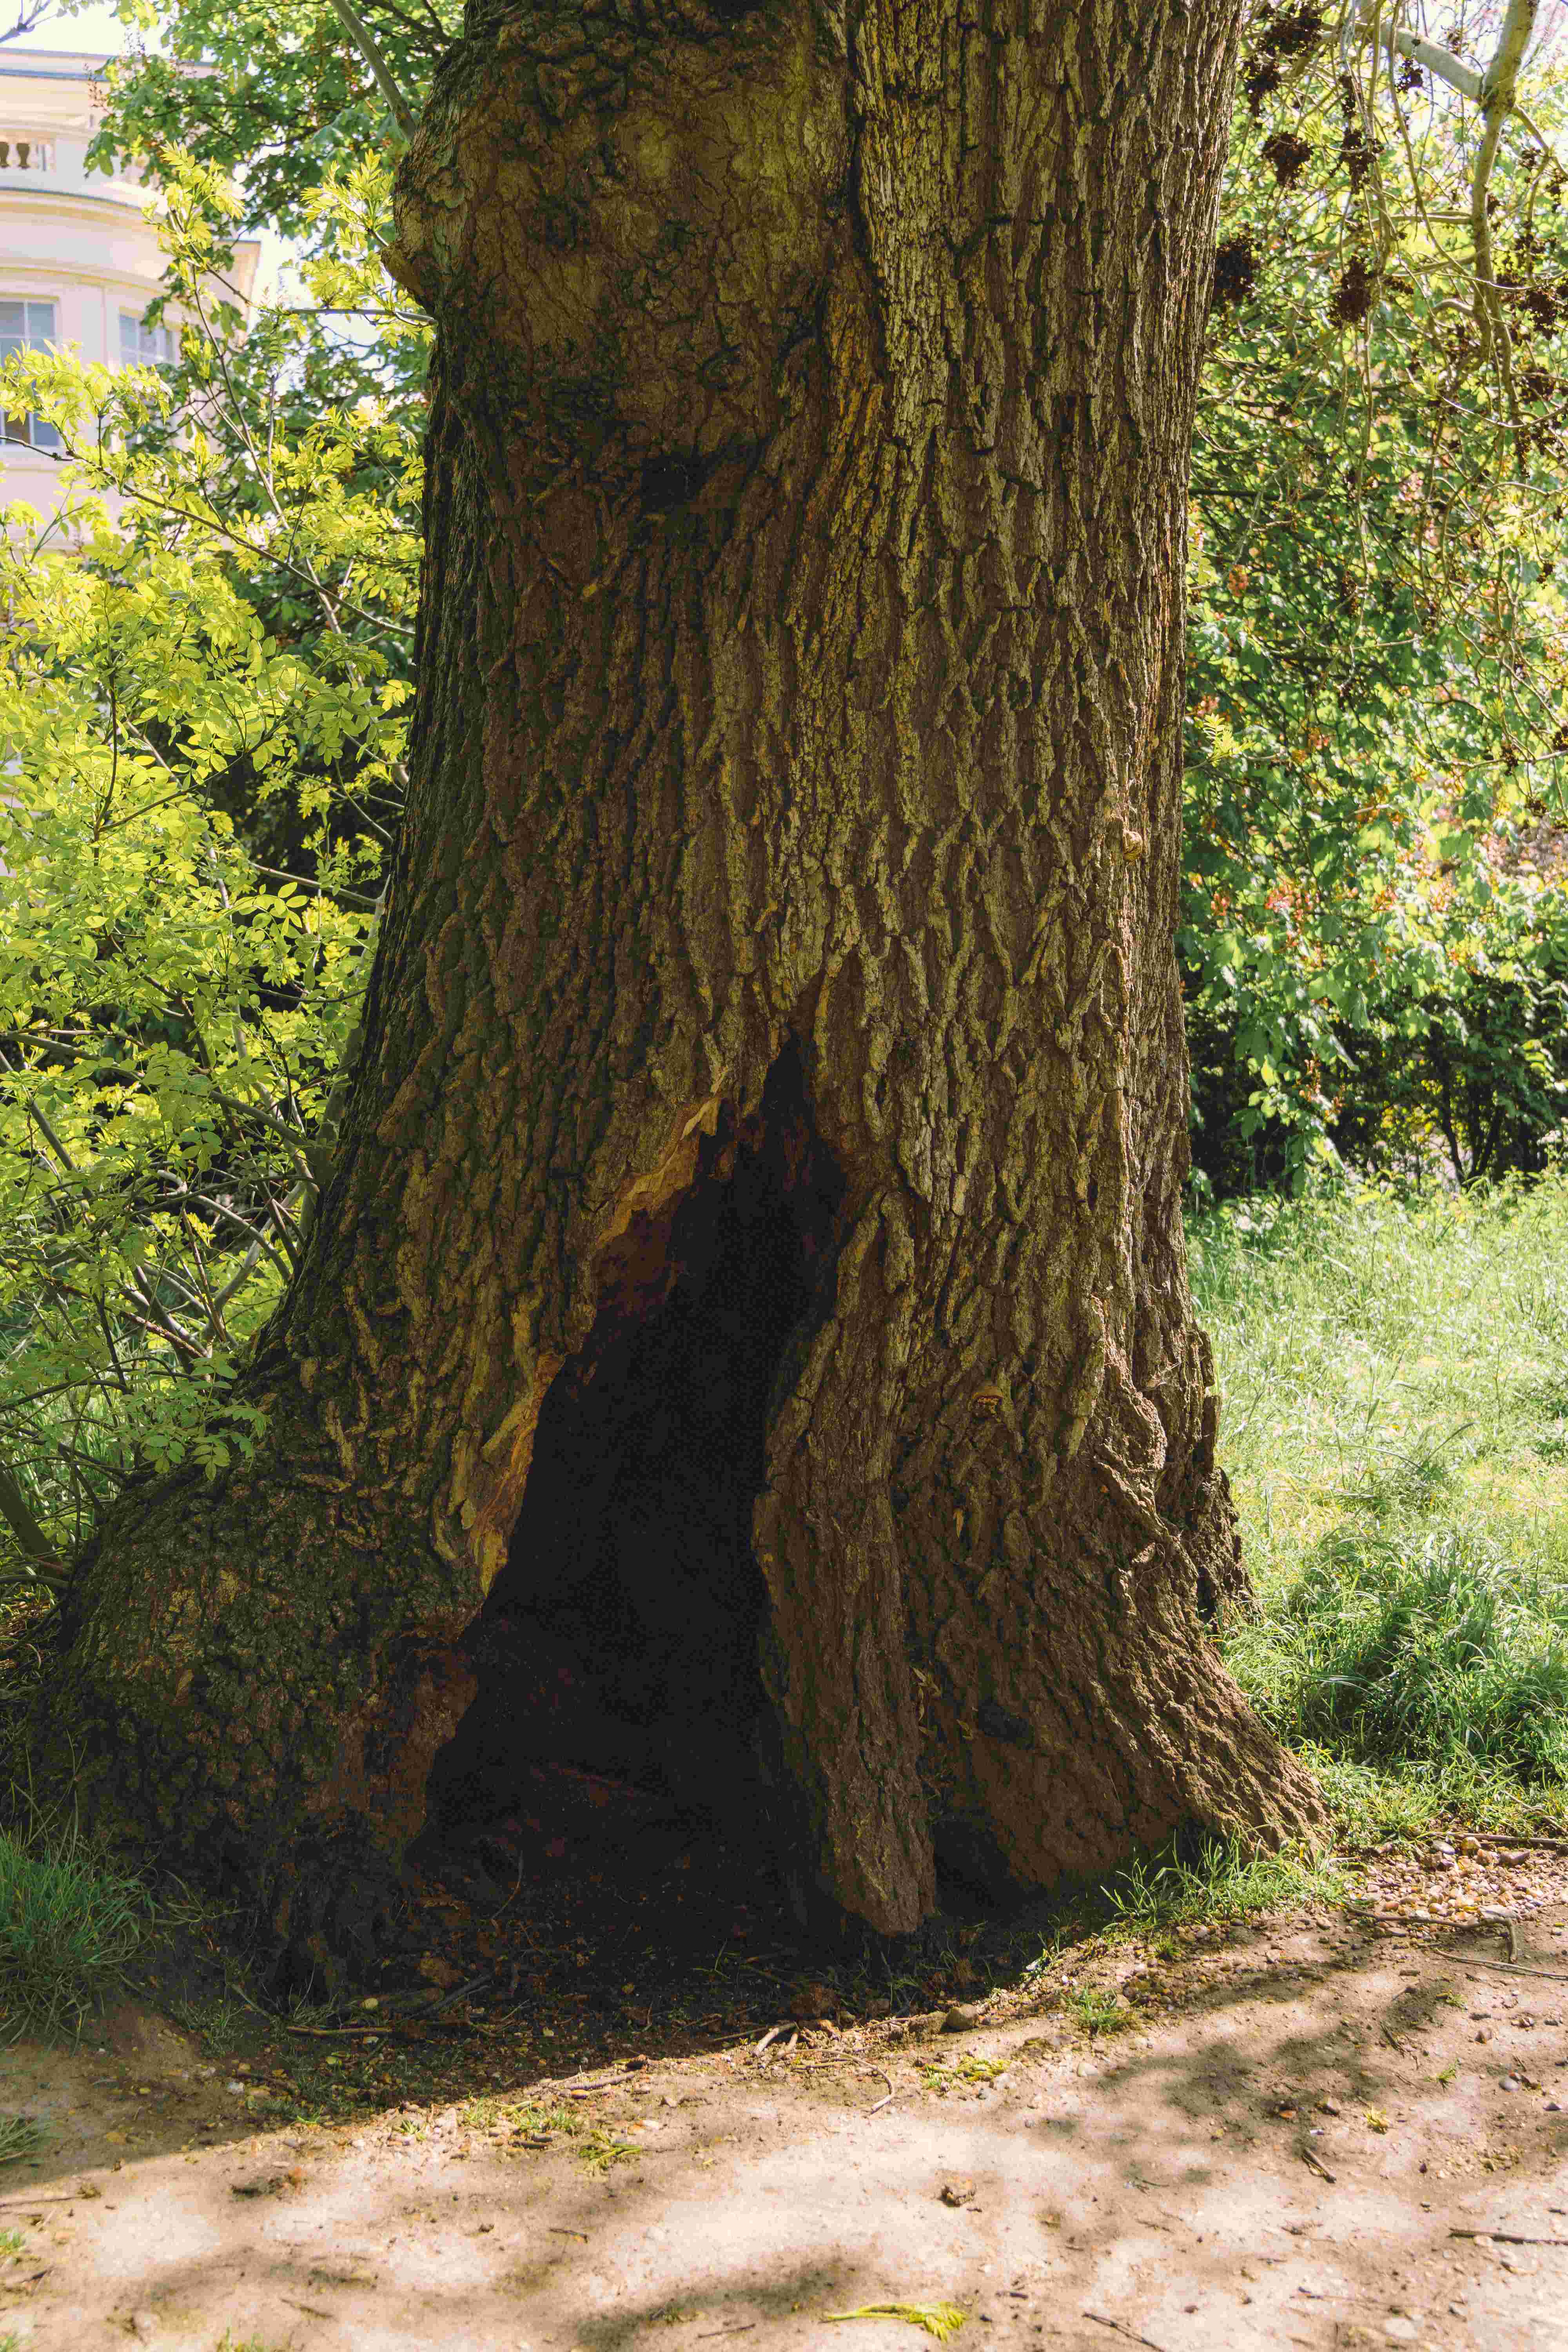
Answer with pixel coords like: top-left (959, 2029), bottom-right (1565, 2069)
top-left (1083, 2314), bottom-right (1172, 2352)
top-left (1461, 1959), bottom-right (1568, 1986)
top-left (868, 2070), bottom-right (896, 2114)
top-left (1451, 2231), bottom-right (1568, 2247)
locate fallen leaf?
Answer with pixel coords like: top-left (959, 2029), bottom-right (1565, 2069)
top-left (826, 2303), bottom-right (967, 2341)
top-left (417, 1955), bottom-right (462, 1991)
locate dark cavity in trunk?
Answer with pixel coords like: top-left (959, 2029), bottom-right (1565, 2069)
top-left (422, 1043), bottom-right (847, 1875)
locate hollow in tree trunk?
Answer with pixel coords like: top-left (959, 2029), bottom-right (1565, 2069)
top-left (44, 0), bottom-right (1327, 1977)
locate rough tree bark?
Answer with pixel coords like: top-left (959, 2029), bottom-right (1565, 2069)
top-left (45, 0), bottom-right (1327, 1974)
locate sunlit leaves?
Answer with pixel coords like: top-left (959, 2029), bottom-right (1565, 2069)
top-left (0, 157), bottom-right (412, 1553)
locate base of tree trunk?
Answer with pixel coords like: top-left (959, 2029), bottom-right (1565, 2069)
top-left (38, 1033), bottom-right (1324, 1993)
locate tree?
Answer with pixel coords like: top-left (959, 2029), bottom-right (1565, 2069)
top-left (41, 0), bottom-right (1333, 1980)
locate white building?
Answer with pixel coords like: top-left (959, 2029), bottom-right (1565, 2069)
top-left (0, 49), bottom-right (263, 527)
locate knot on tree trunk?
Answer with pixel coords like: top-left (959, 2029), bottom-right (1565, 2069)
top-left (388, 0), bottom-right (852, 464)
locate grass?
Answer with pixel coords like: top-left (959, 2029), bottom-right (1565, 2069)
top-left (0, 2115), bottom-right (44, 2167)
top-left (0, 1818), bottom-right (146, 2034)
top-left (1064, 1986), bottom-right (1133, 2038)
top-left (457, 2093), bottom-right (579, 2143)
top-left (1103, 1833), bottom-right (1347, 1931)
top-left (1191, 1173), bottom-right (1568, 1836)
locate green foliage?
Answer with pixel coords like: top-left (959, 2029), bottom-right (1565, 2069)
top-left (86, 0), bottom-right (455, 241)
top-left (0, 1823), bottom-right (145, 2035)
top-left (1186, 13), bottom-right (1568, 1189)
top-left (0, 154), bottom-right (420, 1563)
top-left (1194, 1174), bottom-right (1568, 1829)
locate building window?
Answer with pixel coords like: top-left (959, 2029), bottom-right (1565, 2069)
top-left (0, 299), bottom-right (62, 452)
top-left (120, 310), bottom-right (177, 369)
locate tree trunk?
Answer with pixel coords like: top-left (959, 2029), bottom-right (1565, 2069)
top-left (45, 0), bottom-right (1326, 1975)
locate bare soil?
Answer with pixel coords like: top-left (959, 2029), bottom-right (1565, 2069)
top-left (6, 1843), bottom-right (1568, 2352)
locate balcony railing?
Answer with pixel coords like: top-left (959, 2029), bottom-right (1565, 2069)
top-left (0, 137), bottom-right (54, 172)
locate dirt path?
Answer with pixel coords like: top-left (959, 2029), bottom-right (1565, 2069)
top-left (6, 1902), bottom-right (1568, 2352)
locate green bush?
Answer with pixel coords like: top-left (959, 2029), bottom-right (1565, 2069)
top-left (1187, 884), bottom-right (1568, 1198)
top-left (0, 1826), bottom-right (147, 2036)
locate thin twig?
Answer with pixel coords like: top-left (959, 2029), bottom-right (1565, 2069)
top-left (868, 2070), bottom-right (896, 2114)
top-left (281, 2019), bottom-right (389, 2038)
top-left (1461, 1959), bottom-right (1568, 1985)
top-left (1083, 2314), bottom-right (1172, 2352)
top-left (1451, 2230), bottom-right (1568, 2247)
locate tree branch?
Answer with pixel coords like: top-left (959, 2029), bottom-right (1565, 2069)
top-left (0, 1446), bottom-right (58, 1570)
top-left (1470, 0), bottom-right (1539, 416)
top-left (327, 0), bottom-right (418, 142)
top-left (1372, 18), bottom-right (1485, 104)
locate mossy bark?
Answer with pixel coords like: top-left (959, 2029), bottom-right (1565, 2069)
top-left (45, 0), bottom-right (1326, 1976)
